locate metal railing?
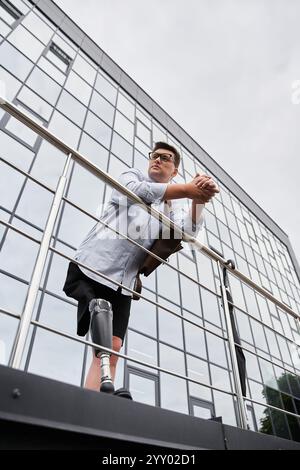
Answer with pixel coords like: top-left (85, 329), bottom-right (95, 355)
top-left (0, 97), bottom-right (299, 432)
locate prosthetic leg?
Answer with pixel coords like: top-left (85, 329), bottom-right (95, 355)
top-left (89, 299), bottom-right (114, 394)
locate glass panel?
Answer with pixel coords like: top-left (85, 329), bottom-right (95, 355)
top-left (48, 111), bottom-right (81, 148)
top-left (30, 140), bottom-right (66, 189)
top-left (95, 72), bottom-right (117, 104)
top-left (5, 104), bottom-right (42, 147)
top-left (64, 71), bottom-right (92, 106)
top-left (211, 364), bottom-right (231, 392)
top-left (206, 332), bottom-right (228, 368)
top-left (0, 160), bottom-right (25, 210)
top-left (15, 179), bottom-right (54, 230)
top-left (26, 67), bottom-right (61, 105)
top-left (51, 33), bottom-right (77, 59)
top-left (127, 330), bottom-right (157, 374)
top-left (157, 262), bottom-right (180, 305)
top-left (78, 133), bottom-right (109, 170)
top-left (129, 372), bottom-right (156, 406)
top-left (72, 54), bottom-right (97, 84)
top-left (136, 120), bottom-right (151, 146)
top-left (0, 273), bottom-right (28, 316)
top-left (129, 291), bottom-right (156, 337)
top-left (187, 354), bottom-right (210, 390)
top-left (0, 129), bottom-right (34, 171)
top-left (0, 229), bottom-right (38, 281)
top-left (180, 275), bottom-right (201, 314)
top-left (37, 56), bottom-right (65, 85)
top-left (111, 131), bottom-right (133, 166)
top-left (58, 204), bottom-right (95, 249)
top-left (67, 162), bottom-right (105, 216)
top-left (0, 66), bottom-right (22, 100)
top-left (213, 391), bottom-right (237, 426)
top-left (17, 86), bottom-right (52, 121)
top-left (22, 11), bottom-right (53, 44)
top-left (160, 373), bottom-right (189, 414)
top-left (0, 314), bottom-right (18, 365)
top-left (184, 312), bottom-right (207, 359)
top-left (193, 404), bottom-right (212, 419)
top-left (114, 111), bottom-right (134, 143)
top-left (84, 111), bottom-right (112, 149)
top-left (201, 288), bottom-right (222, 328)
top-left (158, 303), bottom-right (183, 349)
top-left (46, 47), bottom-right (69, 73)
top-left (8, 25), bottom-right (44, 62)
top-left (89, 91), bottom-right (114, 126)
top-left (56, 90), bottom-right (87, 127)
top-left (117, 92), bottom-right (135, 121)
top-left (0, 19), bottom-right (11, 38)
top-left (0, 41), bottom-right (33, 81)
top-left (28, 327), bottom-right (84, 386)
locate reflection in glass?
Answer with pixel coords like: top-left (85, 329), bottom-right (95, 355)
top-left (27, 67), bottom-right (61, 105)
top-left (127, 330), bottom-right (157, 374)
top-left (129, 291), bottom-right (156, 337)
top-left (89, 91), bottom-right (114, 126)
top-left (18, 86), bottom-right (53, 121)
top-left (56, 90), bottom-right (87, 127)
top-left (111, 132), bottom-right (133, 166)
top-left (129, 372), bottom-right (156, 406)
top-left (84, 111), bottom-right (112, 149)
top-left (95, 72), bottom-right (117, 104)
top-left (8, 25), bottom-right (44, 62)
top-left (79, 133), bottom-right (109, 170)
top-left (114, 111), bottom-right (134, 143)
top-left (64, 71), bottom-right (92, 106)
top-left (5, 104), bottom-right (42, 146)
top-left (28, 328), bottom-right (84, 386)
top-left (0, 230), bottom-right (38, 281)
top-left (160, 373), bottom-right (189, 414)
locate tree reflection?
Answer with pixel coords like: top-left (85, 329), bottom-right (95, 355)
top-left (258, 372), bottom-right (300, 442)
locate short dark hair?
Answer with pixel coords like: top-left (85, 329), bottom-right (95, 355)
top-left (153, 141), bottom-right (181, 168)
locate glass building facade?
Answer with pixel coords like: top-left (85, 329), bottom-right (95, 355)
top-left (0, 0), bottom-right (299, 441)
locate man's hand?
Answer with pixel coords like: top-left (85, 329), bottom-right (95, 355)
top-left (185, 174), bottom-right (219, 203)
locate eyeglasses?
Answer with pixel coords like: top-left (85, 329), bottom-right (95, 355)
top-left (148, 152), bottom-right (175, 164)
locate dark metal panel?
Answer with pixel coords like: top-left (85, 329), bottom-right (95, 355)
top-left (120, 73), bottom-right (138, 100)
top-left (101, 54), bottom-right (122, 83)
top-left (0, 365), bottom-right (225, 450)
top-left (136, 89), bottom-right (153, 116)
top-left (224, 424), bottom-right (300, 450)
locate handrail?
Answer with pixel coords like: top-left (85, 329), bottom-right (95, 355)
top-left (0, 97), bottom-right (299, 321)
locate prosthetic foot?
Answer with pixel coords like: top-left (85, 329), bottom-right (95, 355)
top-left (89, 299), bottom-right (114, 394)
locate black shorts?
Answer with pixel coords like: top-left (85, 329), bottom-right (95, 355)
top-left (63, 262), bottom-right (131, 343)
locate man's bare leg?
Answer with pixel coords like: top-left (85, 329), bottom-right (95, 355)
top-left (85, 335), bottom-right (122, 391)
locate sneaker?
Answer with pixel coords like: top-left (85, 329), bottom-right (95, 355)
top-left (113, 388), bottom-right (133, 400)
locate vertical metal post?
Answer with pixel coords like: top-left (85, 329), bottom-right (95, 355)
top-left (9, 153), bottom-right (73, 369)
top-left (216, 260), bottom-right (249, 430)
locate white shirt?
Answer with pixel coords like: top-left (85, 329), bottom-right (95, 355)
top-left (74, 168), bottom-right (204, 296)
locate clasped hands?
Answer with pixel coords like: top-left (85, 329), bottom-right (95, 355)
top-left (187, 173), bottom-right (220, 204)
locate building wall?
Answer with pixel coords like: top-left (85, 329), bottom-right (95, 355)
top-left (0, 0), bottom-right (299, 440)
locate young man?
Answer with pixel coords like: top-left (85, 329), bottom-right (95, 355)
top-left (63, 142), bottom-right (219, 394)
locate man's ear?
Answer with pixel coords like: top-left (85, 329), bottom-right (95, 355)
top-left (171, 168), bottom-right (178, 179)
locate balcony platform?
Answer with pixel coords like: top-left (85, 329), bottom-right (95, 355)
top-left (0, 365), bottom-right (299, 450)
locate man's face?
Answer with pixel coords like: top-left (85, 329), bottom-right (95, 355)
top-left (148, 148), bottom-right (178, 183)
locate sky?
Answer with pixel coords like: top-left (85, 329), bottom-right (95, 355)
top-left (55, 0), bottom-right (300, 266)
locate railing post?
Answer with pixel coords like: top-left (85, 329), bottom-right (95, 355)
top-left (9, 153), bottom-right (73, 369)
top-left (216, 260), bottom-right (249, 430)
